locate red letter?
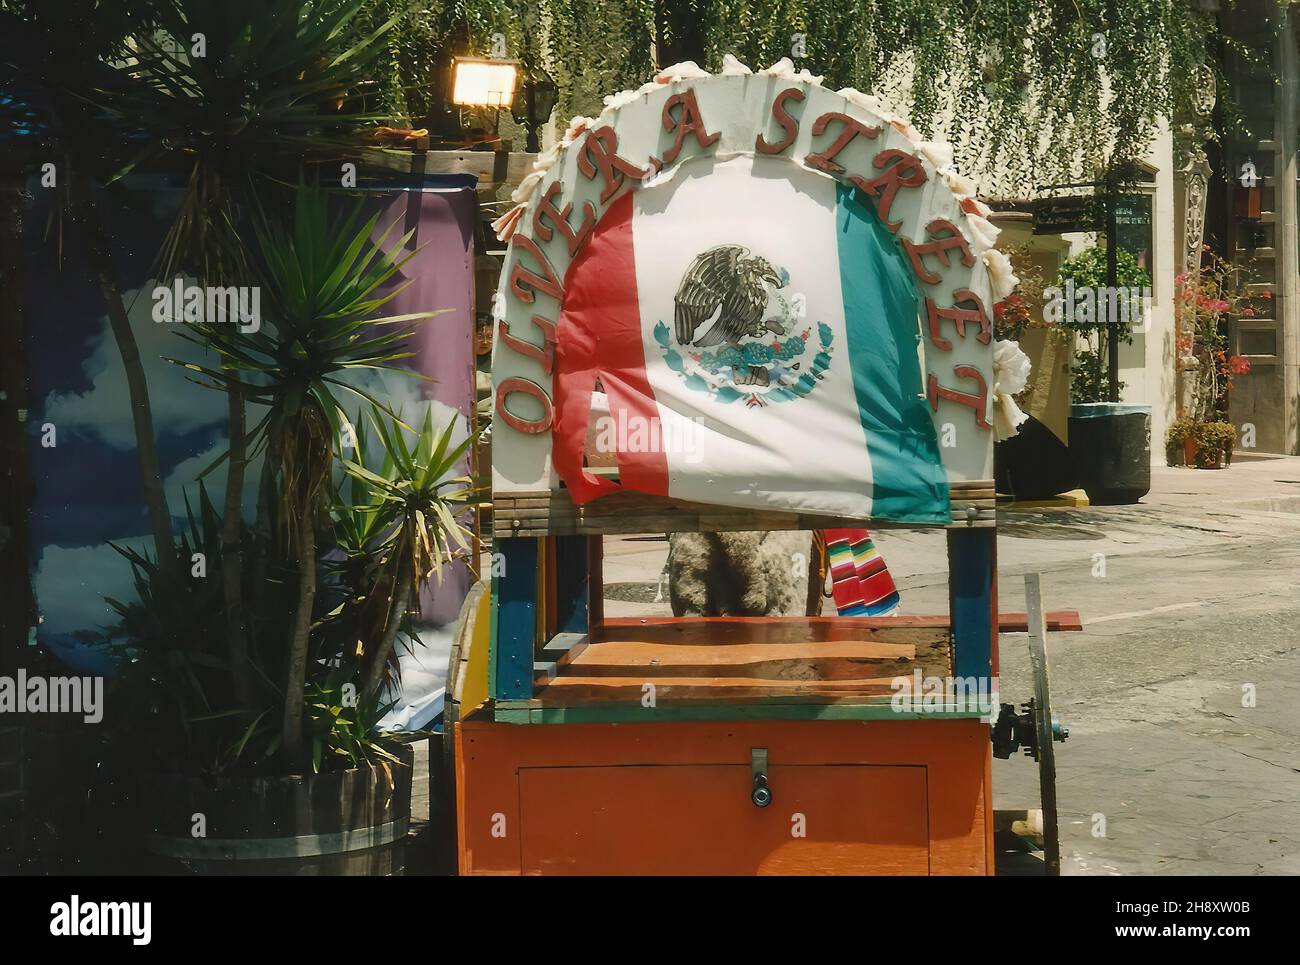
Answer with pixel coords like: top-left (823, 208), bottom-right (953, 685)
top-left (497, 314), bottom-right (557, 375)
top-left (925, 290), bottom-right (992, 350)
top-left (533, 182), bottom-right (596, 258)
top-left (496, 377), bottom-right (554, 434)
top-left (661, 89), bottom-right (720, 165)
top-left (755, 87), bottom-right (806, 155)
top-left (850, 149), bottom-right (927, 232)
top-left (927, 366), bottom-right (991, 430)
top-left (902, 218), bottom-right (976, 284)
top-left (577, 126), bottom-right (657, 204)
top-left (508, 234), bottom-right (564, 304)
top-left (805, 112), bottom-right (881, 174)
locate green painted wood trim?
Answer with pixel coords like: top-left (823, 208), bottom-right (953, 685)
top-left (491, 702), bottom-right (988, 725)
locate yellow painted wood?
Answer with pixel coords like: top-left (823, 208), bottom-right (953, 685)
top-left (456, 582), bottom-right (492, 718)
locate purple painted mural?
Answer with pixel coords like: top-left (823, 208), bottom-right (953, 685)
top-left (366, 183), bottom-right (479, 628)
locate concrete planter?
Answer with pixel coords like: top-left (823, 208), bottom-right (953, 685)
top-left (1069, 403), bottom-right (1152, 505)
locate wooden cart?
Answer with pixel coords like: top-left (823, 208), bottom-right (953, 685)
top-left (445, 62), bottom-right (1070, 875)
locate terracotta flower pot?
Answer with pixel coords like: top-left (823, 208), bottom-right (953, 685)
top-left (1183, 437), bottom-right (1197, 467)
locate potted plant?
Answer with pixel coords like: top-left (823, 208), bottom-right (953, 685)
top-left (1172, 249), bottom-right (1255, 469)
top-left (102, 185), bottom-right (472, 874)
top-left (1055, 245), bottom-right (1154, 504)
top-left (1191, 421), bottom-right (1237, 470)
top-left (1165, 416), bottom-right (1198, 467)
top-left (5, 0), bottom-right (474, 872)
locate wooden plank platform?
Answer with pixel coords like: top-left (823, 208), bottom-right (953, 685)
top-left (490, 612), bottom-right (1081, 722)
top-left (526, 618), bottom-right (954, 708)
top-left (493, 481), bottom-right (996, 536)
top-left (552, 639), bottom-right (921, 679)
top-left (367, 148), bottom-right (538, 187)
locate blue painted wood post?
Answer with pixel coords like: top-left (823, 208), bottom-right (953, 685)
top-left (491, 537), bottom-right (539, 701)
top-left (553, 535), bottom-right (590, 635)
top-left (947, 528), bottom-right (994, 683)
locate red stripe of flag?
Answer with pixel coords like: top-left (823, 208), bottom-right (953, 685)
top-left (552, 192), bottom-right (668, 503)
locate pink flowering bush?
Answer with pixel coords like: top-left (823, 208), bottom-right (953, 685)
top-left (1176, 248), bottom-right (1259, 423)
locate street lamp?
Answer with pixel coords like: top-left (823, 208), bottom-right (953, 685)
top-left (511, 65), bottom-right (558, 153)
top-left (451, 57), bottom-right (519, 110)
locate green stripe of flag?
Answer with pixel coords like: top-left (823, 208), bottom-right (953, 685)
top-left (835, 184), bottom-right (951, 523)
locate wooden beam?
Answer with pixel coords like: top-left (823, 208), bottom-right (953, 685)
top-left (491, 538), bottom-right (539, 701)
top-left (599, 611), bottom-right (1082, 632)
top-left (536, 675), bottom-right (907, 703)
top-left (366, 148), bottom-right (538, 187)
top-left (533, 631), bottom-right (590, 685)
top-left (493, 483), bottom-right (996, 536)
top-left (948, 528), bottom-right (994, 681)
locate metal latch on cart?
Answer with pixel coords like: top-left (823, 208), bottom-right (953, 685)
top-left (751, 748), bottom-right (772, 807)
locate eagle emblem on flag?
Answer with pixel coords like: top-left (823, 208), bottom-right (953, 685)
top-left (656, 244), bottom-right (834, 407)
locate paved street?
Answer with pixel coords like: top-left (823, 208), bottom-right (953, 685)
top-left (598, 455), bottom-right (1300, 875)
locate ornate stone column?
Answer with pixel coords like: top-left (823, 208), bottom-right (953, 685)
top-left (1173, 64), bottom-right (1216, 419)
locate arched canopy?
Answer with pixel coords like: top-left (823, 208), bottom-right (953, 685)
top-left (491, 58), bottom-right (1016, 525)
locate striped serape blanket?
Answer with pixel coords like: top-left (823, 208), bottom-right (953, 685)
top-left (823, 528), bottom-right (900, 617)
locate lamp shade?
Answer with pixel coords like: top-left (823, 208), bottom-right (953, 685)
top-left (451, 58), bottom-right (519, 108)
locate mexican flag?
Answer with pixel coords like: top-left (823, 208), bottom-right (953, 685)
top-left (552, 155), bottom-right (950, 524)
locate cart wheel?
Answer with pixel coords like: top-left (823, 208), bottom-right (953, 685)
top-left (1024, 574), bottom-right (1067, 876)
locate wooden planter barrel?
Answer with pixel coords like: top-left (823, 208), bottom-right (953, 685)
top-left (143, 744), bottom-right (414, 875)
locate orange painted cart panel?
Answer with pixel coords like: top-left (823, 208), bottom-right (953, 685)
top-left (456, 718), bottom-right (992, 876)
top-left (520, 764), bottom-right (928, 875)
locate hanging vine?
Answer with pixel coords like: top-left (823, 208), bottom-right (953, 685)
top-left (347, 1), bottom-right (1231, 198)
top-left (354, 0), bottom-right (519, 125)
top-left (527, 0), bottom-right (1225, 197)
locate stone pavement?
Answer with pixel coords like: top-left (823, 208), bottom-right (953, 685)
top-left (597, 454), bottom-right (1300, 875)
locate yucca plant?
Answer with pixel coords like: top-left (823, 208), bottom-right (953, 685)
top-left (338, 403), bottom-right (474, 699)
top-left (1, 0), bottom-right (415, 730)
top-left (301, 671), bottom-right (402, 774)
top-left (102, 476), bottom-right (408, 774)
top-left (103, 485), bottom-right (295, 771)
top-left (111, 0), bottom-right (411, 736)
top-left (109, 0), bottom-right (405, 280)
top-left (173, 182), bottom-right (446, 763)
